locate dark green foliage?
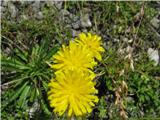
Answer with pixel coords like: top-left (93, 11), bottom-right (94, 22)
top-left (1, 39), bottom-right (59, 118)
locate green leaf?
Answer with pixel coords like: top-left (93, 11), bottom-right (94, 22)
top-left (13, 76), bottom-right (30, 88)
top-left (38, 39), bottom-right (49, 57)
top-left (3, 81), bottom-right (29, 109)
top-left (45, 45), bottom-right (59, 60)
top-left (36, 88), bottom-right (40, 97)
top-left (18, 85), bottom-right (30, 108)
top-left (42, 80), bottom-right (49, 92)
top-left (2, 75), bottom-right (30, 88)
top-left (1, 59), bottom-right (30, 71)
top-left (139, 94), bottom-right (145, 103)
top-left (41, 99), bottom-right (51, 115)
top-left (30, 88), bottom-right (36, 103)
top-left (14, 48), bottom-right (28, 62)
top-left (31, 44), bottom-right (39, 63)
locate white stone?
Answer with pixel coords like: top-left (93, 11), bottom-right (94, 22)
top-left (148, 48), bottom-right (159, 66)
top-left (80, 14), bottom-right (92, 28)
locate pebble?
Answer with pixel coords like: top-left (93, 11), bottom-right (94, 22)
top-left (21, 14), bottom-right (28, 20)
top-left (36, 12), bottom-right (43, 20)
top-left (31, 1), bottom-right (40, 12)
top-left (54, 1), bottom-right (62, 10)
top-left (71, 29), bottom-right (81, 37)
top-left (2, 1), bottom-right (8, 7)
top-left (72, 16), bottom-right (79, 22)
top-left (151, 17), bottom-right (160, 29)
top-left (80, 14), bottom-right (92, 28)
top-left (26, 101), bottom-right (40, 118)
top-left (60, 9), bottom-right (70, 16)
top-left (147, 48), bottom-right (159, 66)
top-left (0, 6), bottom-right (5, 14)
top-left (46, 1), bottom-right (54, 6)
top-left (72, 21), bottom-right (81, 29)
top-left (8, 2), bottom-right (18, 18)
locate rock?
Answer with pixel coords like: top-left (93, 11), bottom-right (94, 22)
top-left (71, 15), bottom-right (79, 22)
top-left (126, 96), bottom-right (134, 103)
top-left (59, 9), bottom-right (72, 24)
top-left (36, 12), bottom-right (43, 19)
top-left (113, 38), bottom-right (120, 42)
top-left (31, 1), bottom-right (40, 12)
top-left (20, 1), bottom-right (33, 6)
top-left (82, 29), bottom-right (88, 33)
top-left (70, 14), bottom-right (81, 29)
top-left (8, 2), bottom-right (18, 18)
top-left (4, 47), bottom-right (11, 55)
top-left (34, 0), bottom-right (40, 8)
top-left (147, 48), bottom-right (159, 66)
top-left (26, 101), bottom-right (40, 118)
top-left (46, 1), bottom-right (54, 6)
top-left (21, 14), bottom-right (28, 20)
top-left (71, 29), bottom-right (81, 37)
top-left (0, 6), bottom-right (5, 17)
top-left (151, 17), bottom-right (160, 29)
top-left (80, 14), bottom-right (92, 28)
top-left (54, 1), bottom-right (62, 10)
top-left (72, 21), bottom-right (81, 29)
top-left (60, 9), bottom-right (70, 16)
top-left (2, 1), bottom-right (8, 7)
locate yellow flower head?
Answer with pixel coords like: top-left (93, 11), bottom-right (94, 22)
top-left (51, 41), bottom-right (97, 73)
top-left (75, 33), bottom-right (105, 61)
top-left (48, 70), bottom-right (99, 117)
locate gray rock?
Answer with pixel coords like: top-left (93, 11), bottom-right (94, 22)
top-left (71, 29), bottom-right (81, 37)
top-left (34, 1), bottom-right (40, 8)
top-left (20, 1), bottom-right (27, 5)
top-left (72, 16), bottom-right (79, 22)
top-left (31, 1), bottom-right (40, 12)
top-left (3, 47), bottom-right (11, 55)
top-left (8, 2), bottom-right (18, 18)
top-left (113, 38), bottom-right (120, 42)
top-left (54, 1), bottom-right (62, 10)
top-left (82, 29), bottom-right (87, 33)
top-left (46, 1), bottom-right (54, 6)
top-left (147, 48), bottom-right (159, 66)
top-left (72, 21), bottom-right (81, 29)
top-left (126, 96), bottom-right (134, 103)
top-left (80, 14), bottom-right (92, 28)
top-left (36, 12), bottom-right (43, 19)
top-left (59, 9), bottom-right (72, 24)
top-left (60, 9), bottom-right (70, 16)
top-left (151, 17), bottom-right (160, 29)
top-left (0, 6), bottom-right (5, 13)
top-left (26, 101), bottom-right (40, 118)
top-left (21, 14), bottom-right (28, 20)
top-left (2, 1), bottom-right (8, 7)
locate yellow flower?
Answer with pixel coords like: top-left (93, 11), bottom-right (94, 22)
top-left (75, 33), bottom-right (105, 61)
top-left (51, 41), bottom-right (97, 74)
top-left (48, 70), bottom-right (99, 117)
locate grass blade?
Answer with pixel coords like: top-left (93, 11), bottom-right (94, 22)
top-left (2, 81), bottom-right (29, 109)
top-left (18, 85), bottom-right (31, 108)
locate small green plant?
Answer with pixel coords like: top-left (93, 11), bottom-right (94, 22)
top-left (99, 48), bottom-right (160, 119)
top-left (1, 39), bottom-right (59, 118)
top-left (98, 97), bottom-right (107, 120)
